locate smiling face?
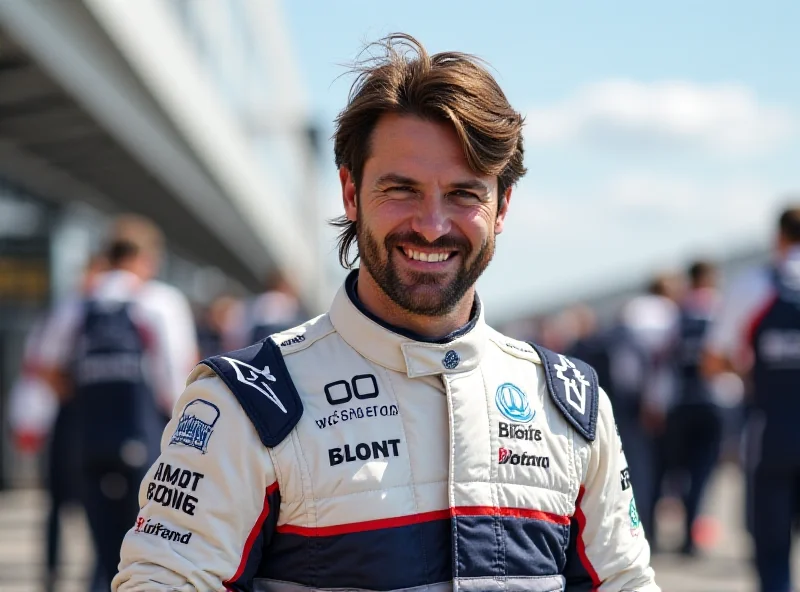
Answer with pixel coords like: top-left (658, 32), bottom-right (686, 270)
top-left (340, 113), bottom-right (511, 319)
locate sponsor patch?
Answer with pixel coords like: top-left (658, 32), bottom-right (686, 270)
top-left (220, 357), bottom-right (287, 413)
top-left (134, 517), bottom-right (192, 544)
top-left (324, 374), bottom-right (380, 405)
top-left (329, 439), bottom-right (402, 466)
top-left (169, 400), bottom-right (220, 454)
top-left (498, 421), bottom-right (542, 441)
top-left (620, 468), bottom-right (631, 491)
top-left (629, 498), bottom-right (641, 536)
top-left (279, 334), bottom-right (306, 347)
top-left (495, 383), bottom-right (534, 423)
top-left (498, 447), bottom-right (550, 469)
top-left (504, 341), bottom-right (534, 354)
top-left (146, 463), bottom-right (205, 516)
top-left (315, 404), bottom-right (398, 429)
top-left (442, 350), bottom-right (460, 370)
top-left (553, 354), bottom-right (591, 415)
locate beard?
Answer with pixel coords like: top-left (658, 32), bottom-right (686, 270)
top-left (357, 218), bottom-right (495, 317)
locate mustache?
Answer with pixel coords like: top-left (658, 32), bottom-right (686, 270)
top-left (385, 231), bottom-right (470, 253)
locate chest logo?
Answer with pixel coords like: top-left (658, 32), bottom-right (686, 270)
top-left (220, 357), bottom-right (287, 413)
top-left (495, 383), bottom-right (534, 423)
top-left (553, 354), bottom-right (590, 415)
top-left (442, 350), bottom-right (460, 370)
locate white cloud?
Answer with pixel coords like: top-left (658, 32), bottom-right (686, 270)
top-left (525, 80), bottom-right (794, 156)
top-left (481, 172), bottom-right (783, 318)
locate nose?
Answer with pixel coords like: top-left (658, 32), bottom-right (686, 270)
top-left (410, 191), bottom-right (451, 243)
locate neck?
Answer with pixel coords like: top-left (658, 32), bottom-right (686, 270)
top-left (355, 268), bottom-right (475, 340)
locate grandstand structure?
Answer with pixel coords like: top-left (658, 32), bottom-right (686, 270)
top-left (0, 0), bottom-right (321, 486)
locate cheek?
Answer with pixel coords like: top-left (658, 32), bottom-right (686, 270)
top-left (457, 207), bottom-right (495, 244)
top-left (366, 201), bottom-right (416, 236)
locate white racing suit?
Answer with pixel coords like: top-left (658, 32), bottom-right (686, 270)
top-left (114, 273), bottom-right (660, 591)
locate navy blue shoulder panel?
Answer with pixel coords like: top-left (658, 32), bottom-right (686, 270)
top-left (528, 343), bottom-right (599, 442)
top-left (202, 338), bottom-right (303, 448)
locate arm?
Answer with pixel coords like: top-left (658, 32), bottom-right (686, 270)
top-left (564, 388), bottom-right (660, 592)
top-left (36, 300), bottom-right (83, 400)
top-left (143, 285), bottom-right (200, 413)
top-left (702, 268), bottom-right (772, 379)
top-left (113, 366), bottom-right (279, 591)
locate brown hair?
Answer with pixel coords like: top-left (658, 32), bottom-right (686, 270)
top-left (105, 214), bottom-right (164, 266)
top-left (779, 205), bottom-right (800, 244)
top-left (331, 33), bottom-right (527, 268)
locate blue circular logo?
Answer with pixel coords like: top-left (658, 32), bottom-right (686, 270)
top-left (495, 383), bottom-right (534, 423)
top-left (442, 350), bottom-right (460, 370)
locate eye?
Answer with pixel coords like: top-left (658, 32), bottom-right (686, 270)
top-left (449, 189), bottom-right (480, 200)
top-left (386, 185), bottom-right (416, 193)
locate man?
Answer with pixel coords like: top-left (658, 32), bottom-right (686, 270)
top-left (12, 254), bottom-right (109, 592)
top-left (610, 274), bottom-right (682, 545)
top-left (225, 271), bottom-right (306, 350)
top-left (39, 215), bottom-right (198, 586)
top-left (114, 34), bottom-right (659, 591)
top-left (664, 261), bottom-right (722, 556)
top-left (704, 206), bottom-right (800, 592)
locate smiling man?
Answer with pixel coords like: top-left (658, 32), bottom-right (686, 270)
top-left (114, 34), bottom-right (659, 592)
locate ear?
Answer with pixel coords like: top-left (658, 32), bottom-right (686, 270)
top-left (340, 167), bottom-right (358, 222)
top-left (494, 186), bottom-right (512, 234)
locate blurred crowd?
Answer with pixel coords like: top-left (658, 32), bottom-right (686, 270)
top-left (503, 205), bottom-right (800, 592)
top-left (505, 261), bottom-right (737, 557)
top-left (6, 205), bottom-right (800, 591)
top-left (7, 213), bottom-right (306, 592)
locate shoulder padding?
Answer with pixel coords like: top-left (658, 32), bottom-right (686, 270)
top-left (202, 338), bottom-right (303, 448)
top-left (528, 343), bottom-right (599, 442)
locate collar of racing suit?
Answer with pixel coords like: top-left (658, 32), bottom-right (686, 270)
top-left (329, 269), bottom-right (488, 378)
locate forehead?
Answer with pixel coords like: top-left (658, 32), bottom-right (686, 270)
top-left (364, 113), bottom-right (485, 182)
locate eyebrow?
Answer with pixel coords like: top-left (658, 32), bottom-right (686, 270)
top-left (374, 173), bottom-right (420, 187)
top-left (374, 173), bottom-right (491, 194)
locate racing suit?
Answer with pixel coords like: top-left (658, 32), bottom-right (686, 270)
top-left (113, 272), bottom-right (659, 591)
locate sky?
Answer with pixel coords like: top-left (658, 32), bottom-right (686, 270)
top-left (281, 0), bottom-right (800, 323)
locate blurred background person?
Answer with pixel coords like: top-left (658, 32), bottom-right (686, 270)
top-left (224, 270), bottom-right (306, 350)
top-left (704, 206), bottom-right (800, 592)
top-left (195, 294), bottom-right (239, 359)
top-left (611, 272), bottom-right (683, 545)
top-left (565, 303), bottom-right (613, 390)
top-left (10, 253), bottom-right (108, 592)
top-left (662, 260), bottom-right (723, 556)
top-left (0, 1), bottom-right (796, 589)
top-left (36, 215), bottom-right (198, 587)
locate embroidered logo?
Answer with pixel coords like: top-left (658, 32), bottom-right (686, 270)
top-left (553, 354), bottom-right (590, 415)
top-left (169, 399), bottom-right (220, 453)
top-left (220, 357), bottom-right (287, 413)
top-left (629, 498), bottom-right (641, 536)
top-left (442, 350), bottom-right (460, 370)
top-left (495, 383), bottom-right (534, 423)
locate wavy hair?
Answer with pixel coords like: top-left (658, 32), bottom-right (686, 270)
top-left (330, 33), bottom-right (527, 268)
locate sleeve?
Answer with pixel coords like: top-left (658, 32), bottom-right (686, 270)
top-left (37, 299), bottom-right (82, 370)
top-left (705, 268), bottom-right (772, 360)
top-left (143, 285), bottom-right (200, 412)
top-left (564, 388), bottom-right (660, 592)
top-left (112, 367), bottom-right (281, 592)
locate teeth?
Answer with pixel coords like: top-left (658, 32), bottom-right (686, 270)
top-left (402, 248), bottom-right (451, 262)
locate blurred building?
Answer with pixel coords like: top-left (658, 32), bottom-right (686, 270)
top-left (0, 0), bottom-right (322, 487)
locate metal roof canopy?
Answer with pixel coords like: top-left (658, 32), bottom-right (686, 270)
top-left (0, 0), bottom-right (317, 298)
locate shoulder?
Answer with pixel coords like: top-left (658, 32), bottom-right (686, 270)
top-left (724, 266), bottom-right (774, 309)
top-left (271, 313), bottom-right (336, 356)
top-left (486, 327), bottom-right (600, 442)
top-left (486, 328), bottom-right (542, 363)
top-left (138, 280), bottom-right (192, 314)
top-left (198, 325), bottom-right (314, 448)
